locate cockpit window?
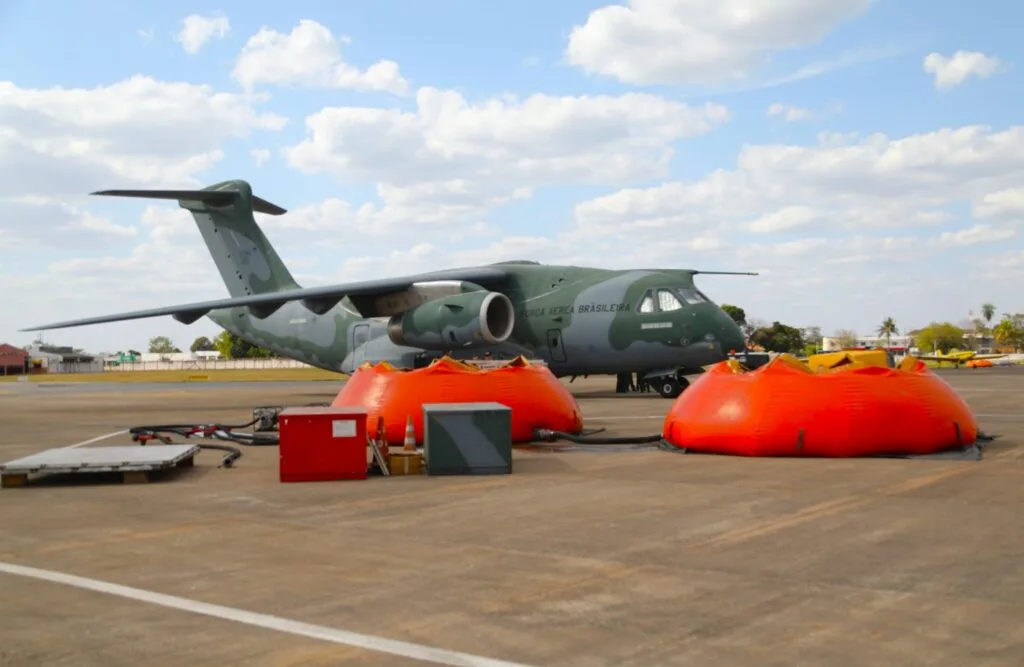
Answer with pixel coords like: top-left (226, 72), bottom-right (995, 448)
top-left (638, 287), bottom-right (706, 312)
top-left (638, 290), bottom-right (656, 313)
top-left (657, 289), bottom-right (683, 312)
top-left (675, 287), bottom-right (708, 304)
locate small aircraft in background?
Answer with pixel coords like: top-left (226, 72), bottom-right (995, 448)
top-left (913, 350), bottom-right (1009, 367)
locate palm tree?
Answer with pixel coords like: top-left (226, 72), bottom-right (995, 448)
top-left (877, 317), bottom-right (898, 349)
top-left (980, 303), bottom-right (996, 349)
top-left (981, 303), bottom-right (996, 328)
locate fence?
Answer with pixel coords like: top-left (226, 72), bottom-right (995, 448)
top-left (44, 362), bottom-right (107, 374)
top-left (105, 358), bottom-right (319, 372)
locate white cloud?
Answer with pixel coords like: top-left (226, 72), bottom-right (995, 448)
top-left (282, 87), bottom-right (730, 236)
top-left (0, 201), bottom-right (141, 251)
top-left (565, 0), bottom-right (873, 85)
top-left (255, 184), bottom-right (518, 244)
top-left (767, 102), bottom-right (812, 122)
top-left (973, 187), bottom-right (1024, 222)
top-left (747, 205), bottom-right (817, 233)
top-left (176, 14), bottom-right (231, 55)
top-left (251, 148), bottom-right (271, 166)
top-left (931, 224), bottom-right (1016, 248)
top-left (571, 125), bottom-right (1024, 244)
top-left (0, 76), bottom-right (286, 201)
top-left (232, 20), bottom-right (409, 95)
top-left (0, 73), bottom-right (288, 348)
top-left (923, 50), bottom-right (1003, 90)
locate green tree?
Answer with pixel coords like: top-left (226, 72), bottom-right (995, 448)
top-left (749, 321), bottom-right (804, 353)
top-left (876, 317), bottom-right (898, 348)
top-left (213, 330), bottom-right (274, 359)
top-left (914, 322), bottom-right (965, 354)
top-left (190, 336), bottom-right (215, 352)
top-left (742, 317), bottom-right (765, 339)
top-left (148, 336), bottom-right (179, 353)
top-left (247, 345), bottom-right (274, 358)
top-left (720, 304), bottom-right (746, 327)
top-left (834, 329), bottom-right (858, 348)
top-left (993, 314), bottom-right (1024, 351)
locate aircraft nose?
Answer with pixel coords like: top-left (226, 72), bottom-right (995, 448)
top-left (686, 304), bottom-right (746, 355)
top-left (714, 308), bottom-right (746, 354)
top-left (721, 320), bottom-right (747, 354)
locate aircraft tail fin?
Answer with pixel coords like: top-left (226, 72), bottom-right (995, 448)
top-left (92, 180), bottom-right (300, 297)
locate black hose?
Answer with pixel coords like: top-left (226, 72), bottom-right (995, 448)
top-left (533, 428), bottom-right (663, 445)
top-left (196, 444), bottom-right (243, 468)
top-left (128, 418), bottom-right (279, 467)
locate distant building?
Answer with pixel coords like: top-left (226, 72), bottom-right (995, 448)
top-left (0, 344), bottom-right (28, 375)
top-left (855, 335), bottom-right (914, 352)
top-left (820, 335), bottom-right (915, 353)
top-left (820, 329), bottom-right (1000, 355)
top-left (25, 342), bottom-right (103, 373)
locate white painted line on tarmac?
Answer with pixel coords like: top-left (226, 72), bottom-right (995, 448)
top-left (0, 562), bottom-right (538, 667)
top-left (64, 430), bottom-right (127, 449)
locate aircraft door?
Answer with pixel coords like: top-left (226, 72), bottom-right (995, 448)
top-left (547, 328), bottom-right (567, 363)
top-left (351, 323), bottom-right (370, 366)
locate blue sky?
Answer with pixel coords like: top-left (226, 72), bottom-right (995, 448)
top-left (1, 0), bottom-right (1022, 353)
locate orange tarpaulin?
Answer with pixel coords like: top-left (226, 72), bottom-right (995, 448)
top-left (332, 356), bottom-right (584, 445)
top-left (662, 354), bottom-right (978, 457)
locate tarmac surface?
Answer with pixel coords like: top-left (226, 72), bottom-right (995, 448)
top-left (1, 369), bottom-right (1023, 666)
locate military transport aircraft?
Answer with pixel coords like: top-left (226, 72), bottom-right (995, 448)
top-left (22, 179), bottom-right (753, 398)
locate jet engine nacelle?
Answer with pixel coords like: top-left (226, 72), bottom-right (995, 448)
top-left (386, 290), bottom-right (516, 350)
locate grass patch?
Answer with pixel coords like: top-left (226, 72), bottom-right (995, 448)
top-left (0, 368), bottom-right (347, 383)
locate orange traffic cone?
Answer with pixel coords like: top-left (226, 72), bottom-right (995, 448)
top-left (403, 416), bottom-right (416, 451)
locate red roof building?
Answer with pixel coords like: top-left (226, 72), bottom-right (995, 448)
top-left (0, 344), bottom-right (28, 374)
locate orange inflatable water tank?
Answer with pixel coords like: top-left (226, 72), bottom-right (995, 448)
top-left (332, 356), bottom-right (583, 445)
top-left (662, 354), bottom-right (978, 457)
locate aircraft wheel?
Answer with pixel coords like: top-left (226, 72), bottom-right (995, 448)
top-left (659, 379), bottom-right (684, 399)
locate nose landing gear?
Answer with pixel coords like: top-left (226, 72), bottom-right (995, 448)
top-left (656, 373), bottom-right (690, 399)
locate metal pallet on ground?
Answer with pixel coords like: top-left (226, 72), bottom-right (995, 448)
top-left (0, 444), bottom-right (200, 488)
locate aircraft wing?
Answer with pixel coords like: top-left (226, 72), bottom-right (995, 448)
top-left (20, 266), bottom-right (511, 332)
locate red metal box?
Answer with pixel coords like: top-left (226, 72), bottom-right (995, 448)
top-left (278, 406), bottom-right (368, 483)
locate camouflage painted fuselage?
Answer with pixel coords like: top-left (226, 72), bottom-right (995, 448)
top-left (208, 261), bottom-right (746, 378)
top-left (23, 179), bottom-right (748, 383)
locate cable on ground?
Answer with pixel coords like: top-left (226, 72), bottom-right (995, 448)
top-left (128, 417), bottom-right (278, 468)
top-left (532, 427), bottom-right (664, 446)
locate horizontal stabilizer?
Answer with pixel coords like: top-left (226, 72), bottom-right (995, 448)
top-left (690, 270), bottom-right (760, 276)
top-left (92, 188), bottom-right (287, 216)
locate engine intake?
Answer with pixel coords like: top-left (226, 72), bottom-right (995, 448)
top-left (386, 291), bottom-right (515, 350)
